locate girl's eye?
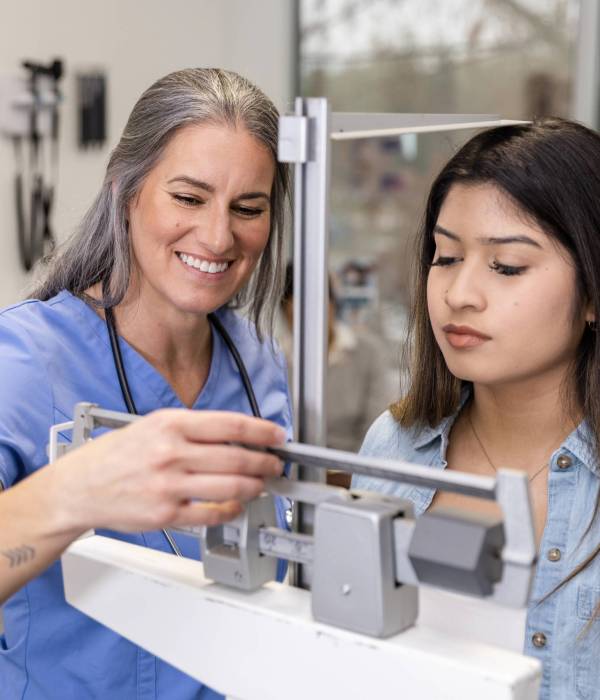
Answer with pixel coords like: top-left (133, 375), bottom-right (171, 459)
top-left (490, 261), bottom-right (527, 276)
top-left (173, 194), bottom-right (202, 207)
top-left (234, 205), bottom-right (264, 218)
top-left (431, 256), bottom-right (460, 267)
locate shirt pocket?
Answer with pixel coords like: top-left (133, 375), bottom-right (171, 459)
top-left (575, 585), bottom-right (600, 699)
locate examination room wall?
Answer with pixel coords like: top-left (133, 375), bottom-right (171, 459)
top-left (0, 0), bottom-right (295, 308)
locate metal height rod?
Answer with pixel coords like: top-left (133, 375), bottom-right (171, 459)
top-left (572, 0), bottom-right (600, 128)
top-left (268, 442), bottom-right (496, 500)
top-left (292, 97), bottom-right (331, 588)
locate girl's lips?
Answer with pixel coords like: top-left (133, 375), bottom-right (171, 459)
top-left (442, 324), bottom-right (491, 349)
top-left (445, 332), bottom-right (488, 349)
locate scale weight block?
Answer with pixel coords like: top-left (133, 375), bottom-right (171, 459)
top-left (408, 508), bottom-right (504, 597)
top-left (200, 493), bottom-right (278, 591)
top-left (312, 495), bottom-right (418, 638)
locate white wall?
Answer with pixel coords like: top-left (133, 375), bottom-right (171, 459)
top-left (0, 0), bottom-right (296, 307)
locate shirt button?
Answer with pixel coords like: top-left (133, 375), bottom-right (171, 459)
top-left (556, 454), bottom-right (572, 469)
top-left (547, 548), bottom-right (561, 562)
top-left (532, 632), bottom-right (547, 648)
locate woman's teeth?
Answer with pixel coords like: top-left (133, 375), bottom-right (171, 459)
top-left (178, 253), bottom-right (229, 274)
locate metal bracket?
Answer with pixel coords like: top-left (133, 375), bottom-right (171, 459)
top-left (329, 112), bottom-right (527, 141)
top-left (48, 402), bottom-right (140, 461)
top-left (278, 114), bottom-right (309, 163)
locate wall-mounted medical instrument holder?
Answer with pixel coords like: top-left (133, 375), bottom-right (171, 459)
top-left (50, 402), bottom-right (536, 640)
top-left (0, 59), bottom-right (64, 271)
top-left (278, 100), bottom-right (527, 589)
top-left (77, 71), bottom-right (106, 148)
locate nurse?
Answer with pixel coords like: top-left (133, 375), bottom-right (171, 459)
top-left (354, 118), bottom-right (600, 699)
top-left (0, 68), bottom-right (292, 699)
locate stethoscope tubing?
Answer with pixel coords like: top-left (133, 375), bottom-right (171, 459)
top-left (105, 306), bottom-right (262, 556)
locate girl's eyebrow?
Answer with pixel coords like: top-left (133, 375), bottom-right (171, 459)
top-left (433, 224), bottom-right (542, 249)
top-left (433, 224), bottom-right (460, 241)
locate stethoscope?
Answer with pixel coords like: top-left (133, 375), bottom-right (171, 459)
top-left (104, 306), bottom-right (261, 557)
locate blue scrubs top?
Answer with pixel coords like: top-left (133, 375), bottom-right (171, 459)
top-left (0, 290), bottom-right (293, 700)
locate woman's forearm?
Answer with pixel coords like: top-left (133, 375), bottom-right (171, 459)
top-left (0, 466), bottom-right (85, 604)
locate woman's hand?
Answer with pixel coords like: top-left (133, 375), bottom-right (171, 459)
top-left (49, 409), bottom-right (286, 536)
top-left (0, 409), bottom-right (285, 604)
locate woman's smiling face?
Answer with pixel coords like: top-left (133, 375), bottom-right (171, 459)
top-left (427, 182), bottom-right (591, 388)
top-left (126, 122), bottom-right (275, 318)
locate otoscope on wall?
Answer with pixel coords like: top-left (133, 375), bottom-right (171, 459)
top-left (16, 59), bottom-right (63, 271)
top-left (1, 59), bottom-right (64, 272)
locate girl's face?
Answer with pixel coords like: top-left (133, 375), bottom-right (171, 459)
top-left (127, 123), bottom-right (275, 318)
top-left (427, 183), bottom-right (592, 389)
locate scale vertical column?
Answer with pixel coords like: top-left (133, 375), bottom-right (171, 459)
top-left (279, 97), bottom-right (331, 588)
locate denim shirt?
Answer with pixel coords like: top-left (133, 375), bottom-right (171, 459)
top-left (353, 409), bottom-right (600, 700)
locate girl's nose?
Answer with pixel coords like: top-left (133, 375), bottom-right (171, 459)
top-left (444, 265), bottom-right (487, 312)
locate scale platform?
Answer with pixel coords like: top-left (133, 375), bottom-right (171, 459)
top-left (62, 534), bottom-right (540, 700)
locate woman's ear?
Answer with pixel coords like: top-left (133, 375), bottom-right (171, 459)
top-left (584, 300), bottom-right (597, 331)
top-left (585, 302), bottom-right (595, 324)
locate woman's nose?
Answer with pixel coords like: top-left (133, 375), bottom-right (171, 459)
top-left (195, 205), bottom-right (234, 255)
top-left (444, 265), bottom-right (486, 311)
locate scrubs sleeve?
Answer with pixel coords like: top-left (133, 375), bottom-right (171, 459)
top-left (0, 315), bottom-right (54, 488)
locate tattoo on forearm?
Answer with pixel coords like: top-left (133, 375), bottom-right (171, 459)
top-left (1, 545), bottom-right (36, 568)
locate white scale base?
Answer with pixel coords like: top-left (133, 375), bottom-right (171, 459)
top-left (62, 535), bottom-right (541, 700)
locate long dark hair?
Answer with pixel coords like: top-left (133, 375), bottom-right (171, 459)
top-left (394, 117), bottom-right (600, 605)
top-left (395, 117), bottom-right (600, 437)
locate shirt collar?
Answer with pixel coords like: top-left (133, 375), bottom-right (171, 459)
top-left (411, 387), bottom-right (470, 450)
top-left (561, 421), bottom-right (600, 477)
top-left (411, 387), bottom-right (600, 479)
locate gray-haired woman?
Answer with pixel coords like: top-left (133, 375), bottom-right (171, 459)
top-left (0, 68), bottom-right (292, 700)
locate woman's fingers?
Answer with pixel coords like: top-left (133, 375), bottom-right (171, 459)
top-left (152, 409), bottom-right (287, 447)
top-left (171, 444), bottom-right (283, 477)
top-left (170, 474), bottom-right (266, 503)
top-left (172, 499), bottom-right (244, 527)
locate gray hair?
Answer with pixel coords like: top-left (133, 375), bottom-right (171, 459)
top-left (31, 68), bottom-right (290, 340)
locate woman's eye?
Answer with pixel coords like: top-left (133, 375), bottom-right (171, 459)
top-left (490, 261), bottom-right (527, 276)
top-left (173, 194), bottom-right (202, 207)
top-left (431, 256), bottom-right (459, 267)
top-left (234, 205), bottom-right (264, 218)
